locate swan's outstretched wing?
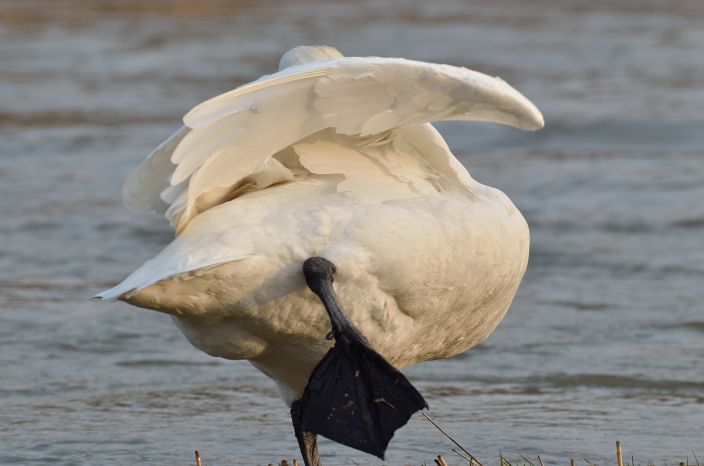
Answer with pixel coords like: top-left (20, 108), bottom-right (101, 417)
top-left (124, 47), bottom-right (543, 232)
top-left (121, 125), bottom-right (190, 215)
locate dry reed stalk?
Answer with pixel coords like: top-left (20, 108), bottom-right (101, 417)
top-left (422, 412), bottom-right (484, 466)
top-left (436, 455), bottom-right (450, 466)
top-left (570, 459), bottom-right (576, 466)
top-left (452, 447), bottom-right (476, 465)
top-left (195, 450), bottom-right (202, 466)
top-left (617, 441), bottom-right (624, 466)
top-left (538, 455), bottom-right (545, 466)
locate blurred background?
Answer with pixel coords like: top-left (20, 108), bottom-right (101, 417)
top-left (1, 0), bottom-right (703, 464)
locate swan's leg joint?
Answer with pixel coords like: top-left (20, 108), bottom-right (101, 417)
top-left (296, 256), bottom-right (428, 460)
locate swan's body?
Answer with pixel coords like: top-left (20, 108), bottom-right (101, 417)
top-left (96, 46), bottom-right (542, 461)
top-left (107, 172), bottom-right (528, 403)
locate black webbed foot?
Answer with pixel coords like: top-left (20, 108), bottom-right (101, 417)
top-left (296, 257), bottom-right (428, 460)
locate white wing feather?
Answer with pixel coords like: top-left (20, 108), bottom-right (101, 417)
top-left (123, 50), bottom-right (543, 233)
top-left (122, 125), bottom-right (190, 214)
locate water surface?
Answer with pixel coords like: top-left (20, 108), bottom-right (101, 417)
top-left (1, 1), bottom-right (703, 464)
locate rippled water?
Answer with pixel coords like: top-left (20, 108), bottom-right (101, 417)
top-left (1, 1), bottom-right (703, 465)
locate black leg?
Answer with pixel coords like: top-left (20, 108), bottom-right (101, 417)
top-left (291, 400), bottom-right (321, 466)
top-left (297, 257), bottom-right (427, 460)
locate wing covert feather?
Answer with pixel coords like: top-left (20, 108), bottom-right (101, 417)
top-left (123, 52), bottom-right (543, 232)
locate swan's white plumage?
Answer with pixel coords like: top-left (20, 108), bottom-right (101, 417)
top-left (120, 48), bottom-right (542, 232)
top-left (99, 46), bottom-right (542, 405)
top-left (122, 125), bottom-right (190, 215)
top-left (278, 45), bottom-right (344, 70)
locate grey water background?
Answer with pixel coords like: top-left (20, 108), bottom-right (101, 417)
top-left (1, 0), bottom-right (703, 464)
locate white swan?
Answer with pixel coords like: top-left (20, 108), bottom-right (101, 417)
top-left (96, 45), bottom-right (543, 465)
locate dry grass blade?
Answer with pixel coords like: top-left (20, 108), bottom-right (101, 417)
top-left (693, 450), bottom-right (700, 466)
top-left (617, 442), bottom-right (624, 466)
top-left (452, 447), bottom-right (475, 465)
top-left (437, 455), bottom-right (450, 466)
top-left (422, 411), bottom-right (485, 466)
top-left (195, 450), bottom-right (202, 466)
top-left (538, 455), bottom-right (545, 466)
top-left (500, 451), bottom-right (515, 466)
top-left (570, 459), bottom-right (576, 466)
